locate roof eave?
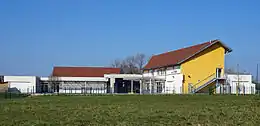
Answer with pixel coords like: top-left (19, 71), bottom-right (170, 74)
top-left (177, 40), bottom-right (232, 64)
top-left (142, 39), bottom-right (232, 70)
top-left (217, 39), bottom-right (232, 53)
top-left (142, 64), bottom-right (180, 71)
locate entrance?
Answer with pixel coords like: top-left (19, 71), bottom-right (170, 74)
top-left (216, 68), bottom-right (222, 78)
top-left (114, 78), bottom-right (140, 93)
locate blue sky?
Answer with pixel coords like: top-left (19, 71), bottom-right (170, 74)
top-left (0, 0), bottom-right (260, 76)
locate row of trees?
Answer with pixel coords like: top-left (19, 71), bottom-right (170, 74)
top-left (110, 53), bottom-right (149, 74)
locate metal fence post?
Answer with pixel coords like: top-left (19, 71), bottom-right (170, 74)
top-left (9, 92), bottom-right (11, 99)
top-left (5, 90), bottom-right (7, 99)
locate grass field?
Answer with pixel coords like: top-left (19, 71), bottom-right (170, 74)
top-left (0, 95), bottom-right (260, 126)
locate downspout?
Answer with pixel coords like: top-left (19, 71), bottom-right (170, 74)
top-left (164, 67), bottom-right (167, 93)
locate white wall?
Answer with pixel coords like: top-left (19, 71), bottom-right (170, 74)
top-left (143, 66), bottom-right (183, 94)
top-left (4, 76), bottom-right (37, 93)
top-left (216, 74), bottom-right (256, 94)
top-left (165, 74), bottom-right (183, 94)
top-left (40, 77), bottom-right (107, 82)
top-left (59, 89), bottom-right (107, 94)
top-left (40, 76), bottom-right (108, 93)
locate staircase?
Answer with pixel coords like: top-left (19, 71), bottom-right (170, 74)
top-left (190, 73), bottom-right (226, 94)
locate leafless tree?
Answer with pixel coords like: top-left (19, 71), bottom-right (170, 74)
top-left (134, 53), bottom-right (148, 73)
top-left (48, 75), bottom-right (61, 93)
top-left (111, 59), bottom-right (122, 68)
top-left (225, 67), bottom-right (250, 75)
top-left (125, 55), bottom-right (138, 74)
top-left (110, 53), bottom-right (149, 74)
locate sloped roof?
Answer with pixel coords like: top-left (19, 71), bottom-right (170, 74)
top-left (144, 40), bottom-right (232, 70)
top-left (52, 67), bottom-right (121, 77)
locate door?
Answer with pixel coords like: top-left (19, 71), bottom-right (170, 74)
top-left (216, 68), bottom-right (222, 78)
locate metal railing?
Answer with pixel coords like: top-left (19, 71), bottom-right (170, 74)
top-left (189, 73), bottom-right (216, 93)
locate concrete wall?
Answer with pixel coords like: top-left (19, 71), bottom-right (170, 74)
top-left (143, 66), bottom-right (183, 94)
top-left (40, 77), bottom-right (107, 82)
top-left (59, 89), bottom-right (107, 94)
top-left (216, 74), bottom-right (255, 94)
top-left (4, 76), bottom-right (37, 93)
top-left (165, 74), bottom-right (183, 94)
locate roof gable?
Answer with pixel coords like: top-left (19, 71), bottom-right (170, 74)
top-left (52, 67), bottom-right (121, 77)
top-left (144, 40), bottom-right (231, 70)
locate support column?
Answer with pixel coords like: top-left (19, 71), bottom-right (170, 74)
top-left (216, 79), bottom-right (219, 94)
top-left (110, 78), bottom-right (115, 94)
top-left (139, 80), bottom-right (142, 94)
top-left (84, 81), bottom-right (87, 94)
top-left (131, 80), bottom-right (134, 94)
top-left (149, 78), bottom-right (152, 94)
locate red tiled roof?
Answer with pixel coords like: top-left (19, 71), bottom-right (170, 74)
top-left (144, 40), bottom-right (231, 70)
top-left (52, 67), bottom-right (121, 77)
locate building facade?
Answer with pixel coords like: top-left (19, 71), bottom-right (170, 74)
top-left (143, 40), bottom-right (232, 94)
top-left (4, 76), bottom-right (41, 93)
top-left (216, 74), bottom-right (256, 94)
top-left (2, 40), bottom-right (257, 95)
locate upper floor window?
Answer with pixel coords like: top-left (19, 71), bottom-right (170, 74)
top-left (157, 69), bottom-right (166, 75)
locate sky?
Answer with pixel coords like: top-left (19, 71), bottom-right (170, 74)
top-left (0, 0), bottom-right (260, 77)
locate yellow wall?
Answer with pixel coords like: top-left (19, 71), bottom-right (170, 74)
top-left (181, 43), bottom-right (226, 93)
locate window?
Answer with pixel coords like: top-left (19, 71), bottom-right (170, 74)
top-left (216, 68), bottom-right (222, 78)
top-left (157, 69), bottom-right (166, 76)
top-left (0, 76), bottom-right (3, 83)
top-left (157, 70), bottom-right (161, 75)
top-left (162, 70), bottom-right (166, 75)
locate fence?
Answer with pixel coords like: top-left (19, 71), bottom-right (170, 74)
top-left (217, 85), bottom-right (256, 95)
top-left (2, 85), bottom-right (258, 99)
top-left (0, 91), bottom-right (30, 99)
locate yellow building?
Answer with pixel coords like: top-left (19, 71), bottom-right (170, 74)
top-left (143, 39), bottom-right (232, 94)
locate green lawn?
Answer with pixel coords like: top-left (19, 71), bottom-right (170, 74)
top-left (0, 95), bottom-right (260, 126)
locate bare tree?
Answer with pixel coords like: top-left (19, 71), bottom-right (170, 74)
top-left (225, 67), bottom-right (250, 75)
top-left (225, 67), bottom-right (236, 74)
top-left (120, 60), bottom-right (129, 74)
top-left (125, 55), bottom-right (138, 74)
top-left (110, 53), bottom-right (149, 74)
top-left (134, 53), bottom-right (147, 73)
top-left (48, 75), bottom-right (61, 93)
top-left (111, 59), bottom-right (122, 68)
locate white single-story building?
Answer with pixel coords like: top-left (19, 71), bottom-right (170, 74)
top-left (40, 66), bottom-right (121, 94)
top-left (40, 76), bottom-right (108, 94)
top-left (104, 73), bottom-right (166, 94)
top-left (4, 76), bottom-right (41, 93)
top-left (216, 74), bottom-right (256, 94)
top-left (3, 66), bottom-right (168, 94)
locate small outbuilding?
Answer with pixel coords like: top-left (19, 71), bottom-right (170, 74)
top-left (216, 74), bottom-right (256, 94)
top-left (4, 76), bottom-right (41, 93)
